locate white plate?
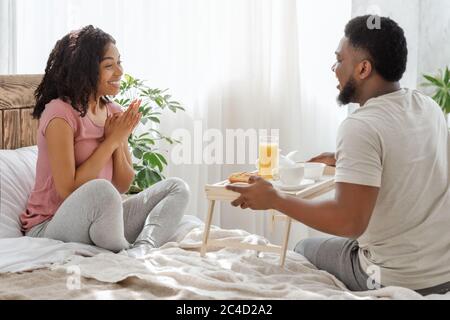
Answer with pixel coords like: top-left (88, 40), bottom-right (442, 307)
top-left (272, 179), bottom-right (315, 191)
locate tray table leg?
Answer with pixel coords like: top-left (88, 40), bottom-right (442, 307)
top-left (200, 200), bottom-right (216, 257)
top-left (279, 216), bottom-right (292, 267)
top-left (269, 209), bottom-right (276, 235)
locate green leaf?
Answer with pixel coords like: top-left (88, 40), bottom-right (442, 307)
top-left (114, 98), bottom-right (130, 107)
top-left (155, 97), bottom-right (164, 107)
top-left (432, 91), bottom-right (441, 101)
top-left (137, 138), bottom-right (156, 145)
top-left (444, 66), bottom-right (450, 86)
top-left (424, 74), bottom-right (445, 88)
top-left (138, 132), bottom-right (150, 138)
top-left (139, 102), bottom-right (150, 108)
top-left (124, 74), bottom-right (133, 82)
top-left (437, 93), bottom-right (444, 107)
top-left (133, 148), bottom-right (144, 159)
top-left (144, 152), bottom-right (164, 171)
top-left (433, 93), bottom-right (441, 106)
top-left (137, 144), bottom-right (153, 153)
top-left (148, 169), bottom-right (163, 184)
top-left (420, 82), bottom-right (434, 88)
top-left (168, 102), bottom-right (185, 112)
top-left (153, 152), bottom-right (168, 165)
top-left (141, 108), bottom-right (152, 117)
top-left (136, 169), bottom-right (148, 188)
top-left (128, 185), bottom-right (142, 194)
top-left (164, 137), bottom-right (174, 144)
top-left (137, 167), bottom-right (163, 187)
top-left (149, 117), bottom-right (160, 123)
top-left (442, 93), bottom-right (448, 111)
top-left (139, 88), bottom-right (149, 96)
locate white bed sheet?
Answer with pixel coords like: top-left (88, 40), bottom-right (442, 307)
top-left (1, 214), bottom-right (449, 300)
top-left (0, 214), bottom-right (203, 273)
top-left (54, 226), bottom-right (450, 300)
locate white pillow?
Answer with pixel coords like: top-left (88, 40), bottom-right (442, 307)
top-left (0, 146), bottom-right (38, 238)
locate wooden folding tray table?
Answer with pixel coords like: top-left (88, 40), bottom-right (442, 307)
top-left (202, 166), bottom-right (336, 267)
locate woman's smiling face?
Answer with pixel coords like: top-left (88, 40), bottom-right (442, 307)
top-left (97, 42), bottom-right (123, 97)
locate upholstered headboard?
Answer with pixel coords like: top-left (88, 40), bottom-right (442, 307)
top-left (0, 75), bottom-right (43, 149)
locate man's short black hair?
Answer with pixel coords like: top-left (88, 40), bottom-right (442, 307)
top-left (345, 15), bottom-right (408, 82)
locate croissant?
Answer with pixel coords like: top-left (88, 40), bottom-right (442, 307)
top-left (228, 172), bottom-right (257, 183)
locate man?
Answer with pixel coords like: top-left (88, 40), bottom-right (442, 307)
top-left (226, 15), bottom-right (450, 295)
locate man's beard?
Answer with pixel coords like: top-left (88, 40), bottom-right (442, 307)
top-left (337, 77), bottom-right (357, 106)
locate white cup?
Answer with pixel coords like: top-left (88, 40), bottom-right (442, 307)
top-left (279, 164), bottom-right (304, 186)
top-left (304, 162), bottom-right (326, 180)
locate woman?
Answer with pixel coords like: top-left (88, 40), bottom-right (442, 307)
top-left (20, 25), bottom-right (189, 258)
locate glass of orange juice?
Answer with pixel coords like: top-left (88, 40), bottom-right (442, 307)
top-left (258, 135), bottom-right (279, 179)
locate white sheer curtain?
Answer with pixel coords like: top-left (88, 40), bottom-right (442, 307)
top-left (7, 0), bottom-right (350, 246)
top-left (0, 0), bottom-right (17, 74)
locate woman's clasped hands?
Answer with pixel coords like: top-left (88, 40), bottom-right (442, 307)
top-left (104, 99), bottom-right (142, 146)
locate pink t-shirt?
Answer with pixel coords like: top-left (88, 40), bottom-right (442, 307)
top-left (20, 98), bottom-right (123, 232)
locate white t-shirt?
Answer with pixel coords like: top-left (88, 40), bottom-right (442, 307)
top-left (336, 88), bottom-right (450, 290)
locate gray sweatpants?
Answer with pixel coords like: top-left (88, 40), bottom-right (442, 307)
top-left (294, 237), bottom-right (370, 292)
top-left (294, 237), bottom-right (450, 296)
top-left (26, 178), bottom-right (189, 252)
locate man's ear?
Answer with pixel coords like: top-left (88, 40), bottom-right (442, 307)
top-left (358, 60), bottom-right (373, 80)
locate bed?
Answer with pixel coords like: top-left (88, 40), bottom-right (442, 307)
top-left (0, 74), bottom-right (448, 300)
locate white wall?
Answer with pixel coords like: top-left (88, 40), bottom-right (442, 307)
top-left (351, 0), bottom-right (450, 89)
top-left (351, 0), bottom-right (420, 89)
top-left (417, 0), bottom-right (450, 86)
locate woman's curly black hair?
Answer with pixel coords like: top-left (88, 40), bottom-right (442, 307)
top-left (345, 15), bottom-right (408, 82)
top-left (33, 25), bottom-right (116, 119)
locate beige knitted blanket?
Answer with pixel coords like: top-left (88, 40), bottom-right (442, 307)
top-left (0, 227), bottom-right (442, 300)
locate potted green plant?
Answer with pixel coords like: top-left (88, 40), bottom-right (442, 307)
top-left (113, 74), bottom-right (185, 194)
top-left (422, 66), bottom-right (450, 125)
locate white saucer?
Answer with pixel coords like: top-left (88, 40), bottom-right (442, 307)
top-left (272, 179), bottom-right (315, 191)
